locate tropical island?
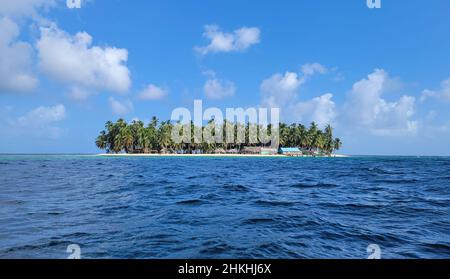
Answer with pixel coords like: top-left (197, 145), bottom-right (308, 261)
top-left (95, 118), bottom-right (343, 157)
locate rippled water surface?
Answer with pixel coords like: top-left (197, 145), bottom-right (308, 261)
top-left (0, 155), bottom-right (449, 259)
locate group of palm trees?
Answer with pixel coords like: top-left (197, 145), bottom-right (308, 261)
top-left (95, 117), bottom-right (342, 155)
top-left (279, 122), bottom-right (342, 155)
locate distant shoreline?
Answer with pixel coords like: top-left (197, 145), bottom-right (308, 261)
top-left (2, 154), bottom-right (449, 158)
top-left (96, 153), bottom-right (349, 158)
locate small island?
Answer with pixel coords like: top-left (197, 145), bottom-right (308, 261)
top-left (95, 118), bottom-right (343, 157)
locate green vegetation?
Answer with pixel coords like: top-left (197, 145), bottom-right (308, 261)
top-left (95, 118), bottom-right (342, 155)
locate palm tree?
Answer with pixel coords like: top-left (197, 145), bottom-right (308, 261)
top-left (147, 119), bottom-right (158, 150)
top-left (104, 119), bottom-right (126, 153)
top-left (279, 123), bottom-right (289, 147)
top-left (301, 130), bottom-right (311, 150)
top-left (95, 118), bottom-right (342, 156)
top-left (95, 130), bottom-right (107, 151)
top-left (235, 122), bottom-right (245, 151)
top-left (139, 127), bottom-right (151, 153)
top-left (119, 126), bottom-right (134, 153)
top-left (130, 120), bottom-right (144, 152)
top-left (150, 116), bottom-right (159, 128)
top-left (333, 138), bottom-right (342, 152)
top-left (157, 121), bottom-right (173, 151)
top-left (324, 124), bottom-right (334, 155)
top-left (309, 122), bottom-right (319, 152)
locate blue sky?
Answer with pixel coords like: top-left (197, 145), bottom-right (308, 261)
top-left (1, 0), bottom-right (450, 155)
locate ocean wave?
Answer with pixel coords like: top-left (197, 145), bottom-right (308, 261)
top-left (1, 155), bottom-right (449, 258)
top-left (291, 182), bottom-right (338, 189)
top-left (223, 184), bottom-right (250, 192)
top-left (242, 218), bottom-right (276, 225)
top-left (254, 200), bottom-right (296, 207)
top-left (175, 199), bottom-right (203, 205)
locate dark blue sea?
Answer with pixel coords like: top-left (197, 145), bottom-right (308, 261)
top-left (0, 155), bottom-right (449, 259)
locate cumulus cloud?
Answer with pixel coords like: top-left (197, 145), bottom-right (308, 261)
top-left (37, 24), bottom-right (131, 95)
top-left (420, 78), bottom-right (450, 102)
top-left (67, 86), bottom-right (91, 101)
top-left (109, 97), bottom-right (133, 115)
top-left (14, 104), bottom-right (66, 139)
top-left (438, 79), bottom-right (450, 100)
top-left (0, 17), bottom-right (38, 93)
top-left (260, 64), bottom-right (333, 126)
top-left (138, 84), bottom-right (168, 100)
top-left (261, 63), bottom-right (329, 108)
top-left (17, 103), bottom-right (65, 124)
top-left (195, 25), bottom-right (260, 55)
top-left (261, 67), bottom-right (421, 136)
top-left (343, 69), bottom-right (418, 136)
top-left (293, 93), bottom-right (336, 127)
top-left (261, 72), bottom-right (305, 109)
top-left (301, 63), bottom-right (328, 76)
top-left (204, 78), bottom-right (236, 100)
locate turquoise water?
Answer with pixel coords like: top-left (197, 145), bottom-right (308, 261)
top-left (0, 155), bottom-right (449, 258)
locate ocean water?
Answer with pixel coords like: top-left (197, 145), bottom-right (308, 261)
top-left (0, 155), bottom-right (449, 259)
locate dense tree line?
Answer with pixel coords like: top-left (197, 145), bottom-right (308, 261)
top-left (95, 117), bottom-right (342, 155)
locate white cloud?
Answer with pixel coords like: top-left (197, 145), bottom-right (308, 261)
top-left (204, 78), bottom-right (236, 100)
top-left (109, 97), bottom-right (133, 115)
top-left (0, 17), bottom-right (38, 93)
top-left (234, 26), bottom-right (260, 50)
top-left (261, 72), bottom-right (305, 108)
top-left (37, 24), bottom-right (131, 95)
top-left (0, 0), bottom-right (55, 18)
top-left (420, 78), bottom-right (450, 102)
top-left (195, 25), bottom-right (260, 55)
top-left (17, 103), bottom-right (65, 124)
top-left (14, 104), bottom-right (66, 139)
top-left (419, 89), bottom-right (437, 103)
top-left (259, 67), bottom-right (420, 134)
top-left (301, 63), bottom-right (328, 76)
top-left (440, 79), bottom-right (450, 100)
top-left (261, 63), bottom-right (329, 108)
top-left (343, 69), bottom-right (418, 136)
top-left (138, 84), bottom-right (168, 100)
top-left (67, 86), bottom-right (91, 101)
top-left (293, 93), bottom-right (336, 127)
top-left (260, 64), bottom-right (334, 126)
